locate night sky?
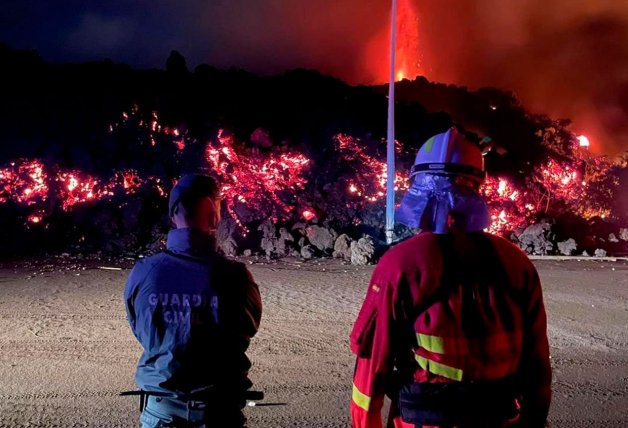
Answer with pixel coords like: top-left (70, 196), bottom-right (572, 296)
top-left (2, 0), bottom-right (628, 154)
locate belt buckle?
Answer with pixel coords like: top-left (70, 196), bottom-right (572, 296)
top-left (187, 399), bottom-right (208, 410)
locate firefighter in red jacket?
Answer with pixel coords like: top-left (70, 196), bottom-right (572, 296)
top-left (350, 128), bottom-right (551, 428)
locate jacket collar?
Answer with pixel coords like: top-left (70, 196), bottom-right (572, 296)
top-left (166, 228), bottom-right (217, 258)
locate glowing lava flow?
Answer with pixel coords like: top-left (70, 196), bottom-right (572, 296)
top-left (0, 160), bottom-right (48, 205)
top-left (0, 160), bottom-right (153, 222)
top-left (481, 176), bottom-right (532, 234)
top-left (0, 111), bottom-right (617, 236)
top-left (55, 171), bottom-right (109, 210)
top-left (333, 133), bottom-right (616, 234)
top-left (334, 134), bottom-right (409, 202)
top-left (0, 106), bottom-right (179, 217)
top-left (205, 129), bottom-right (310, 232)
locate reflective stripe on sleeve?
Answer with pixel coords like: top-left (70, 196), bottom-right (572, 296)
top-left (352, 383), bottom-right (372, 411)
top-left (416, 355), bottom-right (463, 381)
top-left (416, 333), bottom-right (445, 354)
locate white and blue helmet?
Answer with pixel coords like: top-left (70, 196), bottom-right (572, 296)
top-left (395, 128), bottom-right (490, 233)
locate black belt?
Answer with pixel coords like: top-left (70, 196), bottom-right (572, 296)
top-left (120, 389), bottom-right (264, 413)
top-left (398, 378), bottom-right (520, 426)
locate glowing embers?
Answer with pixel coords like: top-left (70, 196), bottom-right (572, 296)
top-left (0, 160), bottom-right (48, 205)
top-left (119, 170), bottom-right (144, 193)
top-left (302, 209), bottom-right (316, 221)
top-left (0, 160), bottom-right (156, 223)
top-left (0, 108), bottom-right (618, 236)
top-left (205, 129), bottom-right (311, 231)
top-left (333, 133), bottom-right (409, 203)
top-left (56, 169), bottom-right (148, 211)
top-left (481, 177), bottom-right (530, 234)
top-left (112, 105), bottom-right (186, 152)
top-left (538, 160), bottom-right (582, 200)
top-left (56, 171), bottom-right (110, 210)
top-left (27, 212), bottom-right (44, 224)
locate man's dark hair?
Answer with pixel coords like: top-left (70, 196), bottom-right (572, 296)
top-left (168, 174), bottom-right (220, 218)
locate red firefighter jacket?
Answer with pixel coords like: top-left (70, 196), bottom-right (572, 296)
top-left (350, 232), bottom-right (551, 428)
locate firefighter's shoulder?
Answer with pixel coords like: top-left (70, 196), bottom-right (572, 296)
top-left (373, 233), bottom-right (441, 283)
top-left (380, 232), bottom-right (441, 264)
top-left (486, 233), bottom-right (536, 269)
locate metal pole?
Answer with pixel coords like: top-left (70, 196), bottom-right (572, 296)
top-left (385, 0), bottom-right (397, 245)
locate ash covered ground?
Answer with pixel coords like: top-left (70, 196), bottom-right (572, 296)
top-left (0, 257), bottom-right (626, 427)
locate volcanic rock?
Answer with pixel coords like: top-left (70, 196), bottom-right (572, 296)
top-left (351, 236), bottom-right (376, 265)
top-left (557, 239), bottom-right (577, 256)
top-left (220, 238), bottom-right (239, 257)
top-left (260, 237), bottom-right (276, 257)
top-left (306, 225), bottom-right (337, 252)
top-left (279, 227), bottom-right (294, 243)
top-left (300, 244), bottom-right (316, 260)
top-left (594, 248), bottom-right (607, 257)
top-left (256, 220), bottom-right (280, 256)
top-left (517, 223), bottom-right (555, 255)
top-left (333, 234), bottom-right (353, 260)
top-left (258, 220), bottom-right (277, 239)
top-left (271, 227), bottom-right (295, 256)
top-left (217, 217), bottom-right (237, 241)
top-left (217, 217), bottom-right (239, 256)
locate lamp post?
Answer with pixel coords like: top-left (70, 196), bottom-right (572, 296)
top-left (385, 0), bottom-right (397, 245)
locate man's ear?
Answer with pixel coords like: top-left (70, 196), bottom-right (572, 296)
top-left (170, 204), bottom-right (180, 227)
top-left (209, 201), bottom-right (220, 229)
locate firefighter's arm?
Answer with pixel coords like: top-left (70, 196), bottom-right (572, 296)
top-left (517, 266), bottom-right (552, 428)
top-left (350, 265), bottom-right (396, 428)
top-left (351, 357), bottom-right (388, 428)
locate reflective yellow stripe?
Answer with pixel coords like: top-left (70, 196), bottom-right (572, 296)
top-left (352, 383), bottom-right (371, 411)
top-left (416, 355), bottom-right (463, 381)
top-left (416, 333), bottom-right (445, 354)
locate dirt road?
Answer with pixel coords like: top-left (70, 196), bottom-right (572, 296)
top-left (0, 258), bottom-right (626, 427)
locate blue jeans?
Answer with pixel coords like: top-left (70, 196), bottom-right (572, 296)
top-left (140, 396), bottom-right (246, 428)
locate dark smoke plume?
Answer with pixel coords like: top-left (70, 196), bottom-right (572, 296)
top-left (410, 0), bottom-right (628, 155)
top-left (1, 0), bottom-right (627, 153)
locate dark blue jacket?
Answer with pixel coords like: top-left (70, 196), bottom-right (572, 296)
top-left (124, 228), bottom-right (262, 397)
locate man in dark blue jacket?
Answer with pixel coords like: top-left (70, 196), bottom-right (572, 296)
top-left (124, 174), bottom-right (262, 427)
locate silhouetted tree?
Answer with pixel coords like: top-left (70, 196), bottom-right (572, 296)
top-left (166, 50), bottom-right (188, 74)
